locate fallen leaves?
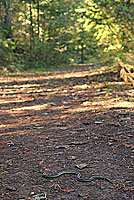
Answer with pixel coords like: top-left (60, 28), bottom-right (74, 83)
top-left (109, 137), bottom-right (127, 142)
top-left (75, 163), bottom-right (98, 169)
top-left (75, 163), bottom-right (88, 169)
top-left (50, 184), bottom-right (75, 193)
top-left (1, 66), bottom-right (134, 200)
top-left (120, 143), bottom-right (134, 148)
top-left (67, 155), bottom-right (76, 160)
top-left (88, 164), bottom-right (98, 168)
top-left (5, 185), bottom-right (17, 191)
top-left (24, 151), bottom-right (35, 155)
top-left (39, 160), bottom-right (44, 166)
top-left (115, 183), bottom-right (134, 192)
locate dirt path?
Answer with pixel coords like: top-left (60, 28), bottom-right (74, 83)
top-left (0, 64), bottom-right (134, 200)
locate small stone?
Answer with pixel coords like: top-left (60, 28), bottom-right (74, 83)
top-left (95, 121), bottom-right (103, 124)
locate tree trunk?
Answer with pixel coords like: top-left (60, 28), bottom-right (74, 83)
top-left (24, 0), bottom-right (28, 67)
top-left (5, 0), bottom-right (12, 38)
top-left (37, 0), bottom-right (40, 41)
top-left (29, 0), bottom-right (34, 54)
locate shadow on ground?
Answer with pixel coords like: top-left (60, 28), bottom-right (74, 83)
top-left (0, 64), bottom-right (134, 199)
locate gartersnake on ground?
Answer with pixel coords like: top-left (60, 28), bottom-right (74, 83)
top-left (43, 171), bottom-right (113, 184)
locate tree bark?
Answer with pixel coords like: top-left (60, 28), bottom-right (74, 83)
top-left (5, 0), bottom-right (12, 38)
top-left (29, 0), bottom-right (34, 53)
top-left (37, 0), bottom-right (40, 41)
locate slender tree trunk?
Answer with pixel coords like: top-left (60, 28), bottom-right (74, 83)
top-left (24, 0), bottom-right (28, 66)
top-left (5, 0), bottom-right (12, 38)
top-left (37, 0), bottom-right (40, 41)
top-left (29, 0), bottom-right (34, 54)
top-left (81, 42), bottom-right (84, 64)
top-left (0, 1), bottom-right (2, 26)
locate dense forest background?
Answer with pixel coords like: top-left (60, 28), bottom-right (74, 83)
top-left (0, 0), bottom-right (134, 77)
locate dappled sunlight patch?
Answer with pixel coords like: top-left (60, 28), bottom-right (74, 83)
top-left (104, 82), bottom-right (126, 89)
top-left (0, 72), bottom-right (51, 83)
top-left (0, 65), bottom-right (109, 85)
top-left (0, 130), bottom-right (40, 136)
top-left (65, 98), bottom-right (134, 113)
top-left (72, 84), bottom-right (91, 90)
top-left (64, 106), bottom-right (94, 113)
top-left (0, 124), bottom-right (6, 128)
top-left (0, 83), bottom-right (41, 89)
top-left (1, 65), bottom-right (134, 139)
top-left (0, 98), bottom-right (32, 104)
top-left (12, 83), bottom-right (41, 88)
top-left (113, 101), bottom-right (134, 108)
top-left (12, 104), bottom-right (48, 111)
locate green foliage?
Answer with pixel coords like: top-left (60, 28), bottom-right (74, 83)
top-left (90, 0), bottom-right (134, 64)
top-left (0, 0), bottom-right (133, 72)
top-left (0, 30), bottom-right (13, 71)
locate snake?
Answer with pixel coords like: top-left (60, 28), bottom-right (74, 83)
top-left (43, 171), bottom-right (113, 184)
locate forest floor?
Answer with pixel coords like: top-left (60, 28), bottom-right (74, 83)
top-left (0, 64), bottom-right (134, 200)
